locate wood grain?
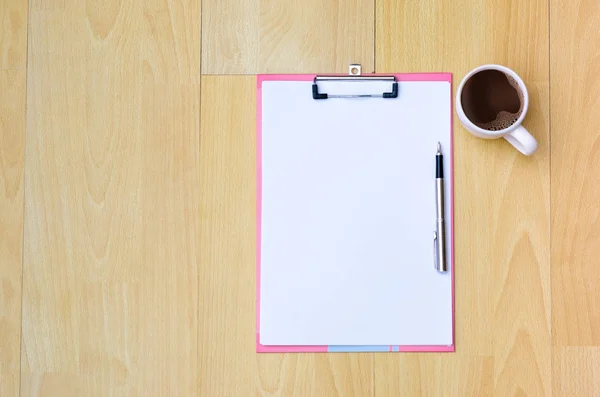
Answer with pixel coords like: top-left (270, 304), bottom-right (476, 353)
top-left (550, 0), bottom-right (600, 395)
top-left (22, 0), bottom-right (200, 395)
top-left (374, 354), bottom-right (494, 397)
top-left (198, 76), bottom-right (373, 397)
top-left (0, 1), bottom-right (28, 395)
top-left (0, 70), bottom-right (26, 397)
top-left (21, 373), bottom-right (81, 397)
top-left (376, 0), bottom-right (551, 395)
top-left (201, 0), bottom-right (374, 74)
top-left (553, 347), bottom-right (600, 397)
top-left (0, 0), bottom-right (27, 69)
top-left (550, 0), bottom-right (600, 347)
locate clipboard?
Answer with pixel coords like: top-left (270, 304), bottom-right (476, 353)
top-left (256, 66), bottom-right (455, 353)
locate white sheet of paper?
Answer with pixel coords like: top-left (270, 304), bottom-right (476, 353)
top-left (259, 79), bottom-right (453, 346)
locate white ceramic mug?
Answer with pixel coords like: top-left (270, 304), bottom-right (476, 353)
top-left (456, 64), bottom-right (538, 155)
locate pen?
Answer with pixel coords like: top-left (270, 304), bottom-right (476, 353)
top-left (434, 142), bottom-right (448, 272)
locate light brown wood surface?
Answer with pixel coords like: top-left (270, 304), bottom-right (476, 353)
top-left (0, 69), bottom-right (26, 397)
top-left (22, 0), bottom-right (200, 395)
top-left (201, 0), bottom-right (374, 74)
top-left (0, 0), bottom-right (598, 395)
top-left (1, 1), bottom-right (27, 395)
top-left (550, 0), bottom-right (600, 395)
top-left (0, 0), bottom-right (27, 69)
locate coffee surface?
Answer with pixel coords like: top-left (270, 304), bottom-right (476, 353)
top-left (461, 70), bottom-right (523, 131)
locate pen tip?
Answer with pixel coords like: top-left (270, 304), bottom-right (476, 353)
top-left (437, 142), bottom-right (441, 153)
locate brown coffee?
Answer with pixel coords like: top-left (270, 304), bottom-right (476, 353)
top-left (460, 70), bottom-right (524, 131)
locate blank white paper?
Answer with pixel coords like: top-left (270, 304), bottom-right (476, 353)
top-left (259, 79), bottom-right (453, 346)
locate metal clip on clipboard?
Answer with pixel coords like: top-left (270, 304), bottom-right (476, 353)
top-left (312, 64), bottom-right (399, 100)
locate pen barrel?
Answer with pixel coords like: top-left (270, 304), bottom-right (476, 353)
top-left (436, 219), bottom-right (447, 272)
top-left (435, 178), bottom-right (445, 219)
top-left (435, 178), bottom-right (447, 272)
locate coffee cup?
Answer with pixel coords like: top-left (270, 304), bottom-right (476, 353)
top-left (456, 64), bottom-right (538, 155)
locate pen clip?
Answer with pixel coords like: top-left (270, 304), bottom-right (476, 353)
top-left (433, 231), bottom-right (438, 271)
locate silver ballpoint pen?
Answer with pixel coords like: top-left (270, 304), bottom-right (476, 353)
top-left (434, 142), bottom-right (447, 272)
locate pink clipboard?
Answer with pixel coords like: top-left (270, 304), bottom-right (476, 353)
top-left (256, 73), bottom-right (455, 353)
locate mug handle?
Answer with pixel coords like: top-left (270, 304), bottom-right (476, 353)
top-left (504, 125), bottom-right (538, 155)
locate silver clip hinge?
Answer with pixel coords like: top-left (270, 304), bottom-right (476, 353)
top-left (349, 64), bottom-right (362, 76)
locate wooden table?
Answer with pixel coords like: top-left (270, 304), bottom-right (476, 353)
top-left (1, 0), bottom-right (598, 395)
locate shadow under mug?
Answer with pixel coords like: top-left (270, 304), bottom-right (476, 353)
top-left (455, 64), bottom-right (538, 156)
